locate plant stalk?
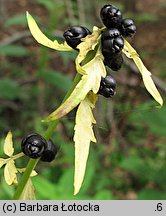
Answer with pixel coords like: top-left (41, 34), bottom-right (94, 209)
top-left (13, 73), bottom-right (81, 199)
top-left (13, 159), bottom-right (39, 199)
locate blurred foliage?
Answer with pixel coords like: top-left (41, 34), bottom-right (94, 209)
top-left (0, 0), bottom-right (166, 200)
top-left (4, 14), bottom-right (27, 28)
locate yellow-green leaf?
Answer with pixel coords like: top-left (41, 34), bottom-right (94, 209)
top-left (82, 51), bottom-right (106, 93)
top-left (123, 39), bottom-right (163, 106)
top-left (43, 49), bottom-right (106, 122)
top-left (20, 179), bottom-right (36, 200)
top-left (43, 74), bottom-right (91, 122)
top-left (4, 160), bottom-right (18, 185)
top-left (74, 93), bottom-right (97, 195)
top-left (26, 11), bottom-right (72, 51)
top-left (76, 26), bottom-right (102, 75)
top-left (123, 39), bottom-right (139, 59)
top-left (77, 26), bottom-right (101, 62)
top-left (4, 131), bottom-right (14, 157)
top-left (0, 158), bottom-right (6, 168)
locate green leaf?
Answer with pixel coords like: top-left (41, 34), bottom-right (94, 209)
top-left (4, 131), bottom-right (14, 157)
top-left (138, 189), bottom-right (166, 200)
top-left (134, 104), bottom-right (166, 136)
top-left (0, 45), bottom-right (29, 57)
top-left (4, 160), bottom-right (18, 185)
top-left (94, 190), bottom-right (114, 200)
top-left (1, 177), bottom-right (15, 198)
top-left (26, 12), bottom-right (72, 51)
top-left (58, 169), bottom-right (74, 195)
top-left (0, 79), bottom-right (21, 100)
top-left (119, 154), bottom-right (144, 173)
top-left (40, 70), bottom-right (72, 91)
top-left (32, 176), bottom-right (57, 199)
top-left (43, 48), bottom-right (106, 122)
top-left (20, 179), bottom-right (36, 200)
top-left (36, 0), bottom-right (55, 11)
top-left (146, 108), bottom-right (166, 136)
top-left (74, 93), bottom-right (97, 195)
top-left (123, 39), bottom-right (163, 106)
top-left (135, 13), bottom-right (158, 23)
top-left (4, 14), bottom-right (26, 27)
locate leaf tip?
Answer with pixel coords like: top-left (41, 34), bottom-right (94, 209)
top-left (26, 11), bottom-right (31, 21)
top-left (8, 130), bottom-right (12, 136)
top-left (158, 97), bottom-right (163, 107)
top-left (73, 187), bottom-right (79, 196)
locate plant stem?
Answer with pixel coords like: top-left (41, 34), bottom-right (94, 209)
top-left (13, 73), bottom-right (81, 200)
top-left (13, 159), bottom-right (39, 199)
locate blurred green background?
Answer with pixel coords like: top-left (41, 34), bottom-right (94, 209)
top-left (0, 0), bottom-right (166, 200)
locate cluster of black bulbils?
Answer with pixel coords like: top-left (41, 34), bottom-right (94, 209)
top-left (21, 133), bottom-right (58, 162)
top-left (63, 4), bottom-right (136, 98)
top-left (21, 5), bottom-right (136, 161)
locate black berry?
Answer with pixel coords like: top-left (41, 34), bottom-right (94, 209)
top-left (101, 28), bottom-right (121, 40)
top-left (101, 29), bottom-right (124, 56)
top-left (40, 139), bottom-right (58, 162)
top-left (104, 53), bottom-right (123, 71)
top-left (102, 36), bottom-right (124, 57)
top-left (101, 28), bottom-right (124, 71)
top-left (98, 74), bottom-right (116, 98)
top-left (21, 133), bottom-right (47, 159)
top-left (120, 18), bottom-right (136, 37)
top-left (100, 4), bottom-right (122, 28)
top-left (63, 26), bottom-right (91, 49)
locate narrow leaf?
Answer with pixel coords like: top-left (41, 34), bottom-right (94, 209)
top-left (0, 45), bottom-right (29, 57)
top-left (0, 79), bottom-right (21, 100)
top-left (4, 131), bottom-right (14, 157)
top-left (26, 11), bottom-right (72, 51)
top-left (74, 93), bottom-right (97, 195)
top-left (4, 160), bottom-right (18, 185)
top-left (40, 69), bottom-right (72, 91)
top-left (44, 50), bottom-right (105, 122)
top-left (134, 56), bottom-right (163, 106)
top-left (4, 14), bottom-right (26, 27)
top-left (20, 179), bottom-right (36, 200)
top-left (123, 39), bottom-right (163, 106)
